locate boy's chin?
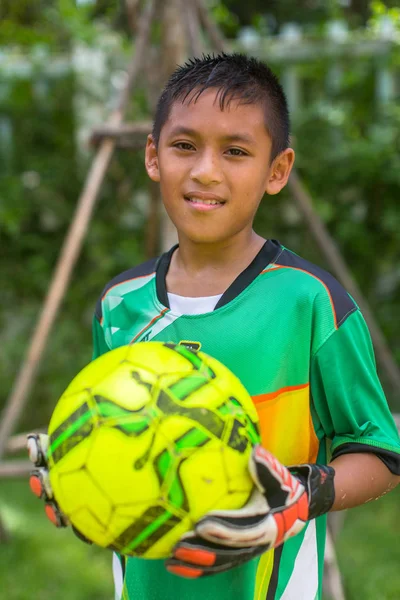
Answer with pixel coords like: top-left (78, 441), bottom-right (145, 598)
top-left (178, 229), bottom-right (232, 246)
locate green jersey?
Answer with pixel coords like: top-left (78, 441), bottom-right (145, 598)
top-left (93, 239), bottom-right (400, 600)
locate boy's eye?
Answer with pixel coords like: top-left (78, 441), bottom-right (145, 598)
top-left (226, 148), bottom-right (247, 156)
top-left (174, 142), bottom-right (195, 151)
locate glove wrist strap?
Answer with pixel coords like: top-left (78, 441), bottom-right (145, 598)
top-left (289, 464), bottom-right (335, 520)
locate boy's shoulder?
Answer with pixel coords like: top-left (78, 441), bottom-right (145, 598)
top-left (95, 255), bottom-right (160, 321)
top-left (101, 256), bottom-right (159, 296)
top-left (273, 245), bottom-right (357, 328)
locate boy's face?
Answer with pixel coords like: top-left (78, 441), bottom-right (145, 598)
top-left (145, 89), bottom-right (294, 246)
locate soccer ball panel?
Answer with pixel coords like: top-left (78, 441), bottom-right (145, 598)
top-left (178, 440), bottom-right (253, 523)
top-left (48, 389), bottom-right (93, 435)
top-left (53, 467), bottom-right (112, 535)
top-left (85, 426), bottom-right (160, 506)
top-left (91, 363), bottom-right (155, 412)
top-left (143, 515), bottom-right (191, 559)
top-left (62, 346), bottom-right (131, 395)
top-left (204, 354), bottom-right (260, 424)
top-left (106, 503), bottom-right (179, 555)
top-left (125, 342), bottom-right (197, 376)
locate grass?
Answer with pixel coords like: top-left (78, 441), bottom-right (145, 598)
top-left (0, 479), bottom-right (113, 600)
top-left (0, 479), bottom-right (399, 599)
top-left (334, 485), bottom-right (400, 600)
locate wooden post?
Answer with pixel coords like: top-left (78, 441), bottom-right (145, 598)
top-left (182, 0), bottom-right (203, 58)
top-left (157, 0), bottom-right (188, 252)
top-left (195, 0), bottom-right (225, 53)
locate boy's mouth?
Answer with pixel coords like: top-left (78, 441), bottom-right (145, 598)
top-left (184, 192), bottom-right (226, 208)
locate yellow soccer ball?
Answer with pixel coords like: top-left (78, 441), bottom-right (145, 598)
top-left (47, 342), bottom-right (260, 559)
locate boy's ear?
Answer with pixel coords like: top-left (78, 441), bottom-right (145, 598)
top-left (265, 148), bottom-right (295, 196)
top-left (145, 135), bottom-right (160, 182)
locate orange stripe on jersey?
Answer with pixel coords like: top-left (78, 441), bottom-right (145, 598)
top-left (252, 383), bottom-right (309, 405)
top-left (262, 265), bottom-right (338, 329)
top-left (252, 383), bottom-right (319, 465)
top-left (129, 307), bottom-right (169, 344)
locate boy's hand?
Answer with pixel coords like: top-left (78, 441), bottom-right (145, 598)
top-left (27, 433), bottom-right (68, 527)
top-left (166, 445), bottom-right (335, 578)
top-left (27, 433), bottom-right (91, 543)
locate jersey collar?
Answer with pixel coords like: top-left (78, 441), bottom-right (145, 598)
top-left (155, 239), bottom-right (282, 311)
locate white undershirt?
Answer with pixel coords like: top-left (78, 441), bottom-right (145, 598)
top-left (167, 292), bottom-right (222, 315)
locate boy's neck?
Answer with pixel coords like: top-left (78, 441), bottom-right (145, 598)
top-left (165, 231), bottom-right (266, 297)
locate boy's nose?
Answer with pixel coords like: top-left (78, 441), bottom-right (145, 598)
top-left (189, 152), bottom-right (223, 186)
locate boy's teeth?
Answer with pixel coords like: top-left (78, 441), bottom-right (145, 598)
top-left (187, 197), bottom-right (221, 205)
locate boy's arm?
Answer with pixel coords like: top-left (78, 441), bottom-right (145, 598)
top-left (331, 452), bottom-right (399, 510)
top-left (311, 308), bottom-right (400, 498)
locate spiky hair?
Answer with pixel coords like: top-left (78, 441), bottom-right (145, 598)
top-left (152, 53), bottom-right (290, 161)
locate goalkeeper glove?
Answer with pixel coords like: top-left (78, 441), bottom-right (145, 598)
top-left (27, 433), bottom-right (91, 543)
top-left (166, 444), bottom-right (335, 578)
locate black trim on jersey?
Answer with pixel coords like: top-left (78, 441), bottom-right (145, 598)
top-left (214, 239), bottom-right (282, 309)
top-left (155, 240), bottom-right (282, 310)
top-left (155, 244), bottom-right (179, 308)
top-left (266, 544), bottom-right (283, 600)
top-left (332, 443), bottom-right (400, 475)
top-left (95, 257), bottom-right (159, 321)
top-left (276, 249), bottom-right (357, 328)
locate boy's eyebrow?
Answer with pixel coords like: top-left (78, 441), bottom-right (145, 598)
top-left (167, 126), bottom-right (256, 145)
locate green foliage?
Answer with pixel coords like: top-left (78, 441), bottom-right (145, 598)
top-left (292, 99), bottom-right (400, 400)
top-left (335, 485), bottom-right (400, 599)
top-left (370, 0), bottom-right (400, 23)
top-left (0, 479), bottom-right (113, 599)
top-left (0, 0), bottom-right (122, 48)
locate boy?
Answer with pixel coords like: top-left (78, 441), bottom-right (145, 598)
top-left (29, 53), bottom-right (400, 600)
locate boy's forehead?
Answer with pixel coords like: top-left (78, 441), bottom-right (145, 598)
top-left (164, 88), bottom-right (269, 139)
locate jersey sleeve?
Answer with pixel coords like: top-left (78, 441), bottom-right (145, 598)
top-left (310, 309), bottom-right (400, 474)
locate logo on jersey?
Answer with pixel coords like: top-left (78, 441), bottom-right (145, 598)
top-left (139, 331), bottom-right (152, 342)
top-left (178, 340), bottom-right (202, 353)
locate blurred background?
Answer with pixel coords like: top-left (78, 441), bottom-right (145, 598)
top-left (0, 1), bottom-right (399, 599)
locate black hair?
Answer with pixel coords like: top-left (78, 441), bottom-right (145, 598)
top-left (152, 53), bottom-right (290, 162)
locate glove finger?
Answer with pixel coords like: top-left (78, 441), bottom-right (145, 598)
top-left (196, 511), bottom-right (276, 547)
top-left (191, 488), bottom-right (271, 547)
top-left (44, 501), bottom-right (69, 528)
top-left (166, 534), bottom-right (268, 578)
top-left (191, 486), bottom-right (267, 529)
top-left (250, 445), bottom-right (301, 508)
top-left (29, 467), bottom-right (54, 500)
top-left (27, 434), bottom-right (49, 467)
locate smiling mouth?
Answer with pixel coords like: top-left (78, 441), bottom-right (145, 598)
top-left (183, 194), bottom-right (226, 206)
top-left (185, 197), bottom-right (223, 206)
